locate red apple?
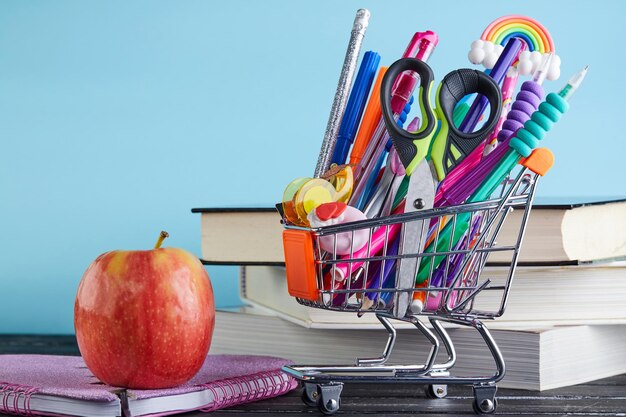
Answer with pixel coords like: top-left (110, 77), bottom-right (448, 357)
top-left (74, 231), bottom-right (215, 389)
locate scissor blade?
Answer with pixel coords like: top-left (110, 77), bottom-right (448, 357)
top-left (363, 168), bottom-right (395, 218)
top-left (380, 174), bottom-right (404, 217)
top-left (393, 161), bottom-right (436, 318)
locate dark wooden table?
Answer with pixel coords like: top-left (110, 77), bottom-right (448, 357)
top-left (2, 336), bottom-right (625, 416)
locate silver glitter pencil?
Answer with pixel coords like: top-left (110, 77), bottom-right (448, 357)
top-left (314, 8), bottom-right (370, 177)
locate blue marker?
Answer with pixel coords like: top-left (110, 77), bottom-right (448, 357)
top-left (331, 51), bottom-right (380, 165)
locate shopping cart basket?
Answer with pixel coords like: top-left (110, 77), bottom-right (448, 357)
top-left (279, 165), bottom-right (542, 415)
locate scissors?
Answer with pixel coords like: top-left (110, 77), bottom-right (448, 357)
top-left (380, 58), bottom-right (502, 318)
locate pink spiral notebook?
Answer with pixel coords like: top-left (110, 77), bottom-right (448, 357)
top-left (0, 354), bottom-right (297, 417)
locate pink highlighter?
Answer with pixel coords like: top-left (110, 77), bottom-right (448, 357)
top-left (324, 205), bottom-right (404, 283)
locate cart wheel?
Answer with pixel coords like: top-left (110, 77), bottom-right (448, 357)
top-left (472, 397), bottom-right (498, 414)
top-left (301, 383), bottom-right (318, 407)
top-left (318, 397), bottom-right (341, 415)
top-left (426, 384), bottom-right (448, 399)
top-left (315, 383), bottom-right (343, 415)
top-left (472, 384), bottom-right (498, 415)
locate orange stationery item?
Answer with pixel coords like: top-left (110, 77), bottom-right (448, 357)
top-left (348, 67), bottom-right (387, 166)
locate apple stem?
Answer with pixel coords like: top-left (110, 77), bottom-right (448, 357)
top-left (154, 231), bottom-right (169, 249)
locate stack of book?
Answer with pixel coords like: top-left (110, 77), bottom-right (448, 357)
top-left (193, 199), bottom-right (626, 390)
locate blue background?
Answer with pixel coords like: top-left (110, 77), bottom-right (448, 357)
top-left (1, 0), bottom-right (624, 334)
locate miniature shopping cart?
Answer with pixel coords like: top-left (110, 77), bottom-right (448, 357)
top-left (279, 165), bottom-right (543, 415)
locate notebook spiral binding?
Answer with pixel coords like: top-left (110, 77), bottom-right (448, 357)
top-left (200, 370), bottom-right (295, 412)
top-left (0, 382), bottom-right (38, 416)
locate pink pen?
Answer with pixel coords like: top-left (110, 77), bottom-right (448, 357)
top-left (349, 32), bottom-right (438, 209)
top-left (483, 70), bottom-right (520, 155)
top-left (390, 31), bottom-right (438, 115)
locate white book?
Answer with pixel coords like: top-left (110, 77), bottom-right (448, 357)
top-left (240, 263), bottom-right (626, 329)
top-left (192, 200), bottom-right (626, 264)
top-left (211, 308), bottom-right (626, 391)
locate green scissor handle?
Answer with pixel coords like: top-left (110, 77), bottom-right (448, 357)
top-left (430, 69), bottom-right (502, 181)
top-left (380, 58), bottom-right (436, 176)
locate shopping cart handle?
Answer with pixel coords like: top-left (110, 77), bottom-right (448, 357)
top-left (521, 148), bottom-right (554, 176)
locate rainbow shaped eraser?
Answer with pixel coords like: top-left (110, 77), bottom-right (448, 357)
top-left (469, 15), bottom-right (561, 80)
top-left (482, 15), bottom-right (554, 54)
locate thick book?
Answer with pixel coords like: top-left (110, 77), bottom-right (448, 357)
top-left (211, 308), bottom-right (626, 391)
top-left (192, 199), bottom-right (626, 265)
top-left (0, 354), bottom-right (296, 417)
top-left (192, 208), bottom-right (284, 265)
top-left (240, 264), bottom-right (626, 329)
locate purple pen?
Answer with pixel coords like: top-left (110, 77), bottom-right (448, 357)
top-left (438, 55), bottom-right (552, 206)
top-left (428, 39), bottom-right (525, 207)
top-left (425, 216), bottom-right (482, 311)
top-left (458, 38), bottom-right (524, 133)
top-left (361, 233), bottom-right (401, 310)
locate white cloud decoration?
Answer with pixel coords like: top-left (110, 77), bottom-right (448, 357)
top-left (468, 40), bottom-right (561, 80)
